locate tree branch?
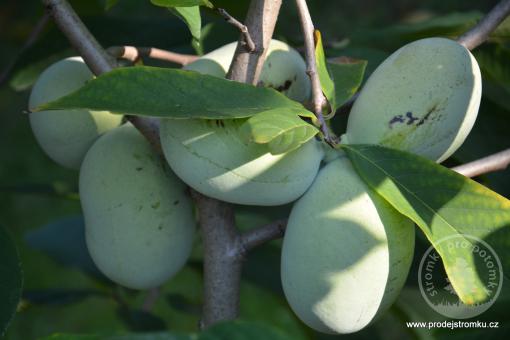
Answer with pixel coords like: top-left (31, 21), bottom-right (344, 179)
top-left (217, 8), bottom-right (255, 52)
top-left (191, 191), bottom-right (242, 328)
top-left (226, 0), bottom-right (282, 84)
top-left (42, 0), bottom-right (116, 74)
top-left (197, 0), bottom-right (282, 328)
top-left (294, 0), bottom-right (334, 146)
top-left (107, 46), bottom-right (199, 65)
top-left (452, 148), bottom-right (510, 178)
top-left (457, 0), bottom-right (510, 50)
top-left (240, 219), bottom-right (287, 254)
top-left (42, 0), bottom-right (162, 149)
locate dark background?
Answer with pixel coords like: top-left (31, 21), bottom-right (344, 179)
top-left (1, 0), bottom-right (509, 339)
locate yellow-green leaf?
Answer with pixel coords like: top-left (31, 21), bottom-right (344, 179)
top-left (342, 144), bottom-right (510, 305)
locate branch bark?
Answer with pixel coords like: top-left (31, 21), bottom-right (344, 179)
top-left (42, 0), bottom-right (115, 74)
top-left (192, 191), bottom-right (242, 328)
top-left (42, 0), bottom-right (162, 149)
top-left (198, 0), bottom-right (282, 328)
top-left (240, 219), bottom-right (287, 254)
top-left (107, 46), bottom-right (199, 65)
top-left (226, 0), bottom-right (282, 84)
top-left (457, 0), bottom-right (510, 50)
top-left (294, 0), bottom-right (333, 145)
top-left (452, 148), bottom-right (510, 178)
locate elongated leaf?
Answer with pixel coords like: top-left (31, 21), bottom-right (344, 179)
top-left (342, 144), bottom-right (510, 304)
top-left (327, 57), bottom-right (367, 109)
top-left (0, 225), bottom-right (22, 336)
top-left (151, 0), bottom-right (213, 8)
top-left (314, 30), bottom-right (335, 112)
top-left (34, 66), bottom-right (311, 120)
top-left (170, 6), bottom-right (203, 54)
top-left (240, 109), bottom-right (319, 154)
top-left (25, 216), bottom-right (105, 280)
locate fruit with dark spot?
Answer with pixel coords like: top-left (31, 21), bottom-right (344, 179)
top-left (343, 38), bottom-right (481, 162)
top-left (184, 39), bottom-right (311, 102)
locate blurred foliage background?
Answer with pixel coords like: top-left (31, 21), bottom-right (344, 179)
top-left (1, 0), bottom-right (510, 339)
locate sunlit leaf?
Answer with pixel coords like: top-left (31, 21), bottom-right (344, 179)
top-left (35, 66), bottom-right (311, 120)
top-left (240, 109), bottom-right (319, 154)
top-left (343, 144), bottom-right (510, 304)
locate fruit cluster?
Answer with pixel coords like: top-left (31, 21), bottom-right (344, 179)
top-left (28, 37), bottom-right (481, 334)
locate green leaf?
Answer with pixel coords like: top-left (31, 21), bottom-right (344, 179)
top-left (169, 6), bottom-right (203, 54)
top-left (314, 30), bottom-right (335, 112)
top-left (24, 216), bottom-right (105, 281)
top-left (240, 109), bottom-right (319, 154)
top-left (0, 225), bottom-right (23, 336)
top-left (327, 57), bottom-right (367, 109)
top-left (9, 51), bottom-right (72, 91)
top-left (198, 320), bottom-right (293, 340)
top-left (342, 144), bottom-right (510, 305)
top-left (35, 66), bottom-right (311, 120)
top-left (151, 0), bottom-right (213, 8)
top-left (104, 0), bottom-right (119, 10)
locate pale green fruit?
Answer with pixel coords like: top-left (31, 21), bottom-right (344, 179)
top-left (281, 156), bottom-right (415, 334)
top-left (184, 39), bottom-right (311, 102)
top-left (160, 119), bottom-right (324, 206)
top-left (80, 123), bottom-right (195, 289)
top-left (29, 57), bottom-right (122, 169)
top-left (344, 38), bottom-right (482, 162)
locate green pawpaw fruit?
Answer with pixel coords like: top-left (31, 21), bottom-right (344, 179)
top-left (29, 57), bottom-right (123, 169)
top-left (343, 38), bottom-right (481, 162)
top-left (160, 119), bottom-right (324, 206)
top-left (80, 123), bottom-right (195, 289)
top-left (281, 156), bottom-right (415, 334)
top-left (184, 39), bottom-right (311, 102)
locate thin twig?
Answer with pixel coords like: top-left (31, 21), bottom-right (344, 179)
top-left (457, 0), bottom-right (510, 50)
top-left (226, 0), bottom-right (282, 84)
top-left (294, 0), bottom-right (333, 146)
top-left (217, 8), bottom-right (255, 52)
top-left (107, 46), bottom-right (199, 65)
top-left (240, 219), bottom-right (287, 254)
top-left (452, 148), bottom-right (510, 178)
top-left (0, 13), bottom-right (49, 87)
